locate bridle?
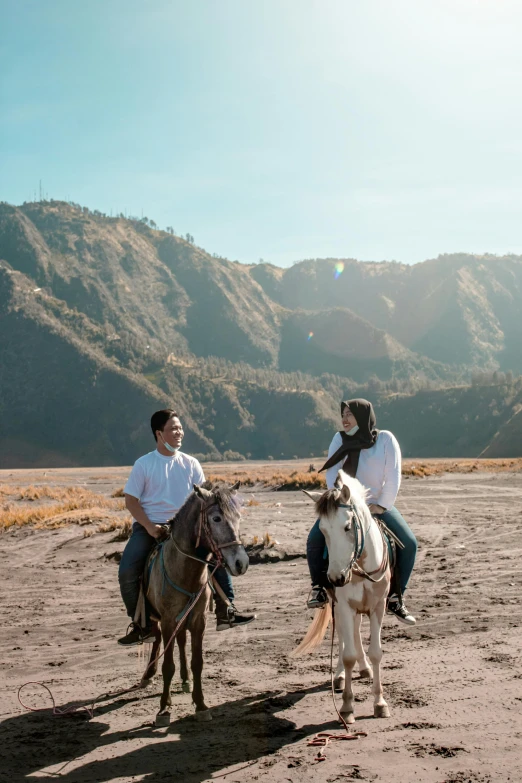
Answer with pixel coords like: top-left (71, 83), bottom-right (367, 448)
top-left (194, 499), bottom-right (242, 565)
top-left (336, 502), bottom-right (390, 584)
top-left (169, 497), bottom-right (242, 569)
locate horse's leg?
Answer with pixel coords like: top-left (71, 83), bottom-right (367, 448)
top-left (140, 620), bottom-right (161, 687)
top-left (334, 607), bottom-right (345, 691)
top-left (354, 612), bottom-right (373, 679)
top-left (190, 623), bottom-right (211, 721)
top-left (369, 600), bottom-right (389, 718)
top-left (156, 623), bottom-right (176, 726)
top-left (177, 626), bottom-right (191, 693)
top-left (334, 639), bottom-right (345, 690)
top-left (337, 601), bottom-right (357, 724)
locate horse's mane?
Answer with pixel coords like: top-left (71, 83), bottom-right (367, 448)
top-left (315, 470), bottom-right (368, 518)
top-left (202, 480), bottom-right (238, 516)
top-left (168, 480), bottom-right (237, 527)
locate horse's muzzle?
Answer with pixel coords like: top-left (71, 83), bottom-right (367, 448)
top-left (223, 545), bottom-right (249, 577)
top-left (329, 571), bottom-right (352, 588)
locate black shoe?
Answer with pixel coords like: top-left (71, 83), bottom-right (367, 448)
top-left (386, 597), bottom-right (416, 626)
top-left (216, 605), bottom-right (256, 631)
top-left (307, 585), bottom-right (328, 609)
top-left (117, 622), bottom-right (156, 646)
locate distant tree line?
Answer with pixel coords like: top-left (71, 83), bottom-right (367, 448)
top-left (471, 370), bottom-right (521, 387)
top-left (165, 354), bottom-right (469, 401)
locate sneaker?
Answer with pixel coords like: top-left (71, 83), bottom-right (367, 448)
top-left (386, 598), bottom-right (416, 626)
top-left (307, 585), bottom-right (328, 609)
top-left (216, 605), bottom-right (256, 631)
top-left (117, 622), bottom-right (156, 646)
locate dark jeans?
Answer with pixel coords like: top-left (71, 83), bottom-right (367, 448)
top-left (118, 522), bottom-right (234, 622)
top-left (306, 507), bottom-right (417, 595)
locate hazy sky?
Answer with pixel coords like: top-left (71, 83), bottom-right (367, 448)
top-left (2, 0), bottom-right (522, 266)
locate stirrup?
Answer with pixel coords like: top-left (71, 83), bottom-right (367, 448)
top-left (307, 586), bottom-right (328, 609)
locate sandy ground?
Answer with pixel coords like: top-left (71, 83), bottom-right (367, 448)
top-left (1, 468), bottom-right (522, 783)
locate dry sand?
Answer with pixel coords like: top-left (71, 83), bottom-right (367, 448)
top-left (1, 467), bottom-right (522, 783)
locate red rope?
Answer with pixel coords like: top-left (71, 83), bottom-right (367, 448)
top-left (18, 564), bottom-right (216, 720)
top-left (16, 680), bottom-right (145, 719)
top-left (18, 501), bottom-right (235, 721)
top-left (307, 730), bottom-right (368, 761)
top-left (306, 591), bottom-right (368, 761)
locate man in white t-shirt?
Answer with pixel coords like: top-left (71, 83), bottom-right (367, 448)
top-left (118, 408), bottom-right (255, 646)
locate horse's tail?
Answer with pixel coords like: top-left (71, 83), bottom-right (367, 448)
top-left (290, 603), bottom-right (332, 657)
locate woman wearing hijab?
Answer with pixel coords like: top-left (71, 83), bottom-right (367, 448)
top-left (306, 398), bottom-right (417, 625)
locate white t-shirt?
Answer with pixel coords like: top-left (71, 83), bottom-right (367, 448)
top-left (325, 430), bottom-right (401, 511)
top-left (124, 450), bottom-right (206, 525)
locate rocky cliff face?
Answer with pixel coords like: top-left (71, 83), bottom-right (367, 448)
top-left (253, 254), bottom-right (522, 372)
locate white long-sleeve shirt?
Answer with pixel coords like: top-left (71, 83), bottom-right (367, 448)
top-left (325, 430), bottom-right (401, 510)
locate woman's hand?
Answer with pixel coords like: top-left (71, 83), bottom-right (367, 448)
top-left (369, 504), bottom-right (385, 515)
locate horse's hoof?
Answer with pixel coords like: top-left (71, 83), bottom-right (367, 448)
top-left (340, 712), bottom-right (355, 724)
top-left (333, 675), bottom-right (345, 692)
top-left (195, 709), bottom-right (212, 722)
top-left (155, 710), bottom-right (171, 727)
top-left (181, 681), bottom-right (191, 693)
top-left (359, 668), bottom-right (373, 680)
top-left (139, 677), bottom-right (155, 689)
top-left (374, 703), bottom-right (390, 718)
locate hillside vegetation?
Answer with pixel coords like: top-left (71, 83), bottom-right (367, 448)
top-left (1, 199), bottom-right (522, 466)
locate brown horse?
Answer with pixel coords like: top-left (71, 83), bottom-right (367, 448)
top-left (139, 481), bottom-right (248, 725)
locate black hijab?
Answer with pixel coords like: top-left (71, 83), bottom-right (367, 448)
top-left (320, 398), bottom-right (379, 478)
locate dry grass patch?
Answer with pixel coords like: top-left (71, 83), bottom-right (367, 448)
top-left (207, 470), bottom-right (326, 490)
top-left (208, 458), bottom-right (522, 487)
top-left (0, 487), bottom-right (124, 531)
top-left (0, 484), bottom-right (120, 503)
top-left (97, 518), bottom-right (132, 540)
top-left (402, 458), bottom-right (522, 478)
top-left (247, 532), bottom-right (278, 548)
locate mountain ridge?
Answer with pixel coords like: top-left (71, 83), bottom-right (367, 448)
top-left (1, 199), bottom-right (522, 466)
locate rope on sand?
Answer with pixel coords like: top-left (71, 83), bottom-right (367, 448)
top-left (17, 570), bottom-right (212, 720)
top-left (307, 730), bottom-right (368, 761)
top-left (306, 591), bottom-right (368, 761)
top-left (17, 681), bottom-right (142, 719)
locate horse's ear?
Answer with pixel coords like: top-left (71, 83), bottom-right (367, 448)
top-left (193, 484), bottom-right (213, 501)
top-left (340, 484), bottom-right (351, 504)
top-left (334, 472), bottom-right (344, 490)
top-left (229, 481), bottom-right (241, 491)
top-left (302, 489), bottom-right (323, 502)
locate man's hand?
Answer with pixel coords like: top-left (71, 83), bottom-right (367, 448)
top-left (147, 523), bottom-right (169, 541)
top-left (369, 504), bottom-right (386, 515)
top-left (125, 494), bottom-right (169, 540)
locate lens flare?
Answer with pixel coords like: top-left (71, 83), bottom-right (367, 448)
top-left (307, 331), bottom-right (314, 341)
top-left (334, 261), bottom-right (345, 279)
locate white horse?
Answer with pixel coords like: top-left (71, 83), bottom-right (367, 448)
top-left (293, 470), bottom-right (391, 723)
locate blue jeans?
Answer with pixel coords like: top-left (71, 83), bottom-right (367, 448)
top-left (306, 507), bottom-right (417, 595)
top-left (118, 523), bottom-right (234, 622)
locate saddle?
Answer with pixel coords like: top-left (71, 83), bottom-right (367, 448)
top-left (378, 520), bottom-right (402, 598)
top-left (134, 542), bottom-right (219, 628)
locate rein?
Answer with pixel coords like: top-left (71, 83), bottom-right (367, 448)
top-left (306, 588), bottom-right (368, 759)
top-left (337, 503), bottom-right (390, 584)
top-left (18, 493), bottom-right (243, 723)
top-left (159, 499), bottom-right (241, 610)
top-left (193, 500), bottom-right (242, 559)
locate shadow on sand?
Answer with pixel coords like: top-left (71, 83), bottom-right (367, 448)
top-left (2, 683), bottom-right (340, 781)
